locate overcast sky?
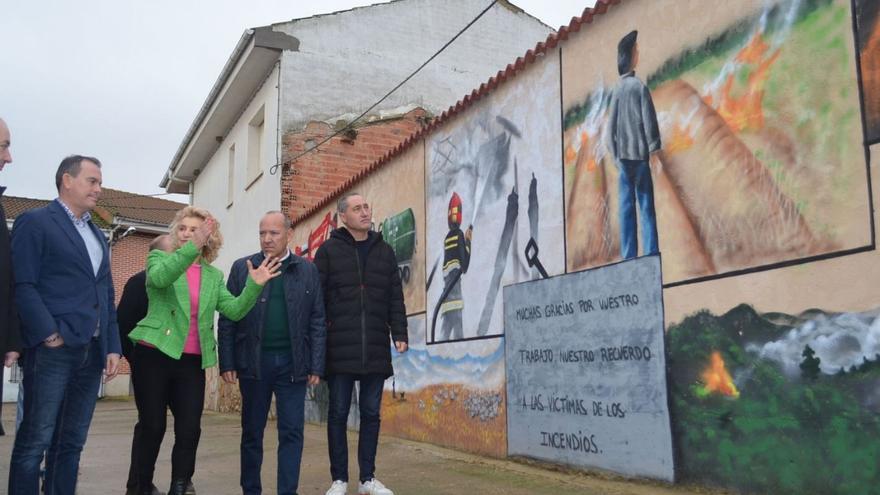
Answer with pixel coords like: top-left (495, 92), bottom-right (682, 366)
top-left (1, 0), bottom-right (596, 203)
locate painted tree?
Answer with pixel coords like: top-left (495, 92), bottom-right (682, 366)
top-left (800, 345), bottom-right (821, 381)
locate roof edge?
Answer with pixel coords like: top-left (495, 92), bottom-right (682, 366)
top-left (161, 29), bottom-right (255, 189)
top-left (161, 26), bottom-right (299, 190)
top-left (498, 0), bottom-right (554, 32)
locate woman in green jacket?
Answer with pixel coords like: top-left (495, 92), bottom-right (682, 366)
top-left (128, 206), bottom-right (280, 495)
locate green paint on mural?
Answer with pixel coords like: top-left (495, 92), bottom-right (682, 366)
top-left (669, 304), bottom-right (880, 495)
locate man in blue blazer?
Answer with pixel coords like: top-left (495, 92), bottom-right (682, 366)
top-left (8, 155), bottom-right (122, 495)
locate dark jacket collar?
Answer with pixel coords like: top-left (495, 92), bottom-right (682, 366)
top-left (330, 227), bottom-right (381, 246)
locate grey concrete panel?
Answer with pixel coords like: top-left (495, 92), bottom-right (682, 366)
top-left (504, 256), bottom-right (674, 481)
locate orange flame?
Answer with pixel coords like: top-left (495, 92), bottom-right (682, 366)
top-left (564, 144), bottom-right (577, 164)
top-left (704, 33), bottom-right (781, 133)
top-left (665, 122), bottom-right (695, 154)
top-left (735, 31), bottom-right (772, 65)
top-left (567, 129), bottom-right (599, 171)
top-left (701, 351), bottom-right (740, 398)
top-left (579, 131), bottom-right (598, 172)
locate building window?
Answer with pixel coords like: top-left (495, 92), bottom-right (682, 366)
top-left (247, 105), bottom-right (265, 188)
top-left (227, 143), bottom-right (235, 208)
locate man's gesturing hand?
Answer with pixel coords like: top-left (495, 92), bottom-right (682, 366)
top-left (247, 256), bottom-right (282, 286)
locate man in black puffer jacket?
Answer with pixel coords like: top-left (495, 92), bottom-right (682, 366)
top-left (314, 192), bottom-right (407, 495)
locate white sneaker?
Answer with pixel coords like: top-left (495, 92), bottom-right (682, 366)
top-left (326, 480), bottom-right (348, 495)
top-left (358, 478), bottom-right (394, 495)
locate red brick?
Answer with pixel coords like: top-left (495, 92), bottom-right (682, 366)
top-left (280, 107), bottom-right (428, 217)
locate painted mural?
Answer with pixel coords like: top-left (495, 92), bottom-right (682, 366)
top-left (855, 0), bottom-right (880, 143)
top-left (669, 303), bottom-right (880, 494)
top-left (381, 315), bottom-right (507, 457)
top-left (278, 2), bottom-right (880, 492)
top-left (563, 0), bottom-right (870, 283)
top-left (426, 52), bottom-right (564, 343)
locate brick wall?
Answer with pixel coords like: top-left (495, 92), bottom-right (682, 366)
top-left (110, 233), bottom-right (155, 375)
top-left (280, 107), bottom-right (429, 220)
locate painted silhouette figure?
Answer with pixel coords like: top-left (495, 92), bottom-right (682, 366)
top-left (607, 30), bottom-right (662, 259)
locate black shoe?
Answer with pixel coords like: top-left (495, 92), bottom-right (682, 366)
top-left (184, 481), bottom-right (195, 495)
top-left (127, 484), bottom-right (164, 495)
top-left (168, 479), bottom-right (187, 495)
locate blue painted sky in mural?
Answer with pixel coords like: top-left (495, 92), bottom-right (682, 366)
top-left (390, 343), bottom-right (505, 391)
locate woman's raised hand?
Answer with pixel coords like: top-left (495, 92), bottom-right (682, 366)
top-left (247, 255), bottom-right (283, 286)
top-left (192, 217), bottom-right (216, 249)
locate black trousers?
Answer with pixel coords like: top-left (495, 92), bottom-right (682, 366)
top-left (131, 345), bottom-right (205, 487)
top-left (127, 356), bottom-right (140, 489)
top-left (127, 353), bottom-right (158, 489)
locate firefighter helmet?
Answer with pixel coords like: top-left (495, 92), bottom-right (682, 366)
top-left (448, 192), bottom-right (462, 228)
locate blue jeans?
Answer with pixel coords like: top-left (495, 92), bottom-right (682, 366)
top-left (618, 158), bottom-right (659, 259)
top-left (239, 351), bottom-right (306, 495)
top-left (9, 341), bottom-right (104, 495)
top-left (326, 374), bottom-right (385, 483)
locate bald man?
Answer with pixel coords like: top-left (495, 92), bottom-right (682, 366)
top-left (218, 211), bottom-right (325, 495)
top-left (0, 118), bottom-right (22, 436)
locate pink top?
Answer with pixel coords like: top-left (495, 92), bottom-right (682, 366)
top-left (182, 264), bottom-right (202, 355)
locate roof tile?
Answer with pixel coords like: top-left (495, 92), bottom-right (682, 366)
top-left (3, 188), bottom-right (186, 228)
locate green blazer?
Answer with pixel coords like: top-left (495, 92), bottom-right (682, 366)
top-left (128, 241), bottom-right (262, 369)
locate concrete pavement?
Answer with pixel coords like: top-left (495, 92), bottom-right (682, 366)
top-left (0, 399), bottom-right (723, 494)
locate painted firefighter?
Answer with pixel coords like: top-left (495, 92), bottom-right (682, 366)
top-left (439, 192), bottom-right (472, 341)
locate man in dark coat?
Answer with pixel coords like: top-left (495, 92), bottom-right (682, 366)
top-left (0, 117), bottom-right (22, 436)
top-left (218, 211), bottom-right (326, 495)
top-left (313, 193), bottom-right (408, 495)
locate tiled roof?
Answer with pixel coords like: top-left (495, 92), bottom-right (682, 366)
top-left (2, 196), bottom-right (53, 221)
top-left (292, 0), bottom-right (620, 223)
top-left (3, 187), bottom-right (186, 228)
top-left (1, 195), bottom-right (113, 228)
top-left (97, 187), bottom-right (186, 226)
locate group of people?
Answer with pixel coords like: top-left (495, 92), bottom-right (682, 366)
top-left (0, 117), bottom-right (409, 495)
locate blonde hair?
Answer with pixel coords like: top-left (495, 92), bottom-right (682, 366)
top-left (169, 206), bottom-right (223, 263)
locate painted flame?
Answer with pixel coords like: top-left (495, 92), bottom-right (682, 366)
top-left (665, 122), bottom-right (695, 154)
top-left (704, 32), bottom-right (781, 133)
top-left (566, 129), bottom-right (599, 172)
top-left (579, 131), bottom-right (598, 172)
top-left (700, 351), bottom-right (740, 398)
top-left (564, 144), bottom-right (577, 164)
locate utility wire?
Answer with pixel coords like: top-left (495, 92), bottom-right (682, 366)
top-left (268, 0), bottom-right (499, 176)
